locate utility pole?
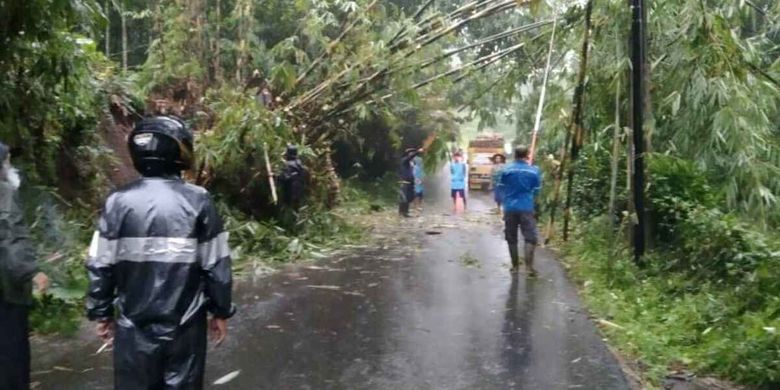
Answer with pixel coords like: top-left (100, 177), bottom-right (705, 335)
top-left (629, 0), bottom-right (647, 263)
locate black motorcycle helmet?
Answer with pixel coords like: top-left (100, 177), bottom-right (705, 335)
top-left (284, 144), bottom-right (298, 161)
top-left (128, 116), bottom-right (194, 176)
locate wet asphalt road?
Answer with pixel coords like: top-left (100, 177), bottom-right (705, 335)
top-left (32, 172), bottom-right (628, 389)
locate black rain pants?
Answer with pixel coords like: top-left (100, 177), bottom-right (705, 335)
top-left (0, 301), bottom-right (30, 390)
top-left (114, 311), bottom-right (208, 390)
top-left (504, 211), bottom-right (539, 245)
top-left (398, 181), bottom-right (414, 216)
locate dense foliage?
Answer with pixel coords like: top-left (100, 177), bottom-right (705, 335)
top-left (463, 0), bottom-right (780, 386)
top-left (1, 0), bottom-right (778, 386)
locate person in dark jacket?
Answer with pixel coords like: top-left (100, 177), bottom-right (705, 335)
top-left (496, 146), bottom-right (542, 276)
top-left (86, 116), bottom-right (235, 389)
top-left (0, 142), bottom-right (49, 390)
top-left (398, 147), bottom-right (423, 217)
top-left (279, 144), bottom-right (310, 210)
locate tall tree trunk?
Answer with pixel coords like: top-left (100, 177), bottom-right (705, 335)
top-left (214, 0), bottom-right (222, 83)
top-left (153, 0), bottom-right (164, 64)
top-left (629, 0), bottom-right (648, 263)
top-left (562, 0), bottom-right (594, 241)
top-left (608, 26), bottom-right (622, 228)
top-left (543, 134), bottom-right (571, 245)
top-left (194, 0), bottom-right (206, 82)
top-left (608, 78), bottom-right (621, 228)
top-left (121, 0), bottom-right (128, 72)
top-left (104, 0), bottom-right (111, 57)
top-left (235, 0), bottom-right (252, 84)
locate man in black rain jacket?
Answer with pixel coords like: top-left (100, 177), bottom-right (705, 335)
top-left (86, 116), bottom-right (235, 389)
top-left (398, 147), bottom-right (423, 217)
top-left (0, 142), bottom-right (49, 390)
top-left (279, 144), bottom-right (309, 210)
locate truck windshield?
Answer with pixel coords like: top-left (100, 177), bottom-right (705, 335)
top-left (472, 153), bottom-right (494, 165)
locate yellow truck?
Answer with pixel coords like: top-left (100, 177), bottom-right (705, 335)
top-left (467, 134), bottom-right (505, 190)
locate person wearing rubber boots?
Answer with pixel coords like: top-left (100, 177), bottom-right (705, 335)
top-left (0, 142), bottom-right (50, 390)
top-left (497, 146), bottom-right (542, 276)
top-left (86, 116), bottom-right (235, 389)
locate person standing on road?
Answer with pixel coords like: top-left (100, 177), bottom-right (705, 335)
top-left (86, 116), bottom-right (235, 389)
top-left (413, 155), bottom-right (425, 211)
top-left (399, 147), bottom-right (423, 217)
top-left (450, 151), bottom-right (468, 210)
top-left (497, 146), bottom-right (542, 276)
top-left (491, 153), bottom-right (507, 213)
top-left (0, 142), bottom-right (49, 390)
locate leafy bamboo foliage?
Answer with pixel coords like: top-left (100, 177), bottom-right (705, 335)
top-left (3, 1), bottom-right (780, 384)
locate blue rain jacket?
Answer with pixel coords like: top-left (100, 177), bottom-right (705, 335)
top-left (450, 162), bottom-right (467, 190)
top-left (413, 157), bottom-right (424, 193)
top-left (497, 161), bottom-right (542, 212)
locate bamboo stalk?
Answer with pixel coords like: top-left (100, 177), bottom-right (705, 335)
top-left (306, 0), bottom-right (537, 113)
top-left (456, 71), bottom-right (511, 112)
top-left (294, 0), bottom-right (379, 87)
top-left (105, 0), bottom-right (111, 57)
top-left (562, 0), bottom-right (594, 242)
top-left (371, 20), bottom-right (549, 84)
top-left (529, 16), bottom-right (558, 162)
top-left (214, 0), bottom-right (222, 82)
top-left (319, 27), bottom-right (548, 129)
top-left (321, 39), bottom-right (530, 123)
top-left (608, 24), bottom-right (622, 228)
top-left (545, 3), bottom-right (592, 244)
top-left (391, 0), bottom-right (499, 48)
top-left (608, 80), bottom-right (621, 228)
top-left (264, 143), bottom-right (278, 204)
top-left (121, 0), bottom-right (128, 72)
top-left (412, 41), bottom-right (526, 89)
top-left (417, 0), bottom-right (518, 47)
top-left (418, 20), bottom-right (552, 70)
top-left (297, 0), bottom-right (539, 137)
top-left (387, 0), bottom-right (436, 46)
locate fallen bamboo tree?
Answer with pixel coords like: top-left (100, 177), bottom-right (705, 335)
top-left (293, 0), bottom-right (379, 88)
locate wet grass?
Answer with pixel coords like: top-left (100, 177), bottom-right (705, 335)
top-left (559, 218), bottom-right (779, 388)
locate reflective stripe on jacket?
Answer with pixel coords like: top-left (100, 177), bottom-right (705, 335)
top-left (86, 177), bottom-right (235, 337)
top-left (497, 161), bottom-right (542, 212)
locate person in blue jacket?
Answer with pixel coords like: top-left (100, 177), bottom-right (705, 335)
top-left (450, 151), bottom-right (467, 210)
top-left (497, 146), bottom-right (542, 275)
top-left (412, 156), bottom-right (425, 210)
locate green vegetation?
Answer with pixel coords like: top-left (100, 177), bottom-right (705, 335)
top-left (449, 0), bottom-right (779, 386)
top-left (563, 214), bottom-right (779, 386)
top-left (556, 152), bottom-right (780, 387)
top-left (1, 0), bottom-right (779, 386)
